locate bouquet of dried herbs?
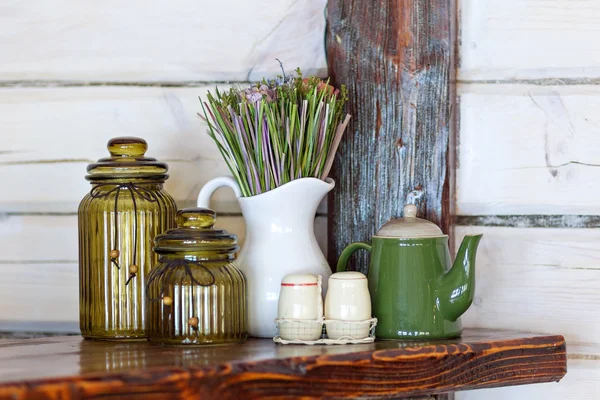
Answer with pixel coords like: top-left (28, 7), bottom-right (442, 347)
top-left (199, 69), bottom-right (351, 197)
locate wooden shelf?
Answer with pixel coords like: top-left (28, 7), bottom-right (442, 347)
top-left (0, 329), bottom-right (566, 399)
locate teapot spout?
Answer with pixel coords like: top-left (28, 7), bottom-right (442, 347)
top-left (437, 234), bottom-right (483, 322)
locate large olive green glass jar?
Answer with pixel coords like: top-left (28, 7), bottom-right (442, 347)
top-left (79, 137), bottom-right (177, 340)
top-left (146, 208), bottom-right (247, 346)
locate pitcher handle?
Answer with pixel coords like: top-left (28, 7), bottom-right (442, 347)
top-left (336, 242), bottom-right (372, 273)
top-left (197, 177), bottom-right (242, 208)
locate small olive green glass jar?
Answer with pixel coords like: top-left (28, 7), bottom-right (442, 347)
top-left (79, 137), bottom-right (177, 340)
top-left (146, 208), bottom-right (247, 346)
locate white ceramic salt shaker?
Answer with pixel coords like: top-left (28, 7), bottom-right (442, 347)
top-left (277, 274), bottom-right (323, 320)
top-left (277, 274), bottom-right (323, 341)
top-left (325, 271), bottom-right (371, 339)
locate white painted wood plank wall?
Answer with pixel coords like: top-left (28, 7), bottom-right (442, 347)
top-left (1, 86), bottom-right (237, 212)
top-left (0, 0), bottom-right (327, 82)
top-left (456, 226), bottom-right (600, 344)
top-left (459, 0), bottom-right (600, 81)
top-left (0, 0), bottom-right (328, 332)
top-left (0, 85), bottom-right (328, 213)
top-left (1, 0), bottom-right (598, 398)
top-left (0, 214), bottom-right (326, 326)
top-left (457, 0), bottom-right (600, 399)
top-left (458, 84), bottom-right (600, 215)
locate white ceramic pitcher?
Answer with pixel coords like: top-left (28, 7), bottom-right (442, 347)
top-left (197, 177), bottom-right (334, 338)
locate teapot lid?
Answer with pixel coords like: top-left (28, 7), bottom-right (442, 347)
top-left (375, 204), bottom-right (444, 238)
top-left (153, 208), bottom-right (238, 259)
top-left (86, 137), bottom-right (169, 181)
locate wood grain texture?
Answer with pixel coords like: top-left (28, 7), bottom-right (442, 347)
top-left (455, 226), bottom-right (600, 345)
top-left (326, 0), bottom-right (454, 272)
top-left (457, 84), bottom-right (600, 215)
top-left (457, 358), bottom-right (600, 400)
top-left (459, 0), bottom-right (600, 81)
top-left (0, 330), bottom-right (566, 399)
top-left (0, 0), bottom-right (327, 82)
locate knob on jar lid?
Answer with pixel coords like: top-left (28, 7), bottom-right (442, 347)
top-left (176, 208), bottom-right (216, 229)
top-left (153, 208), bottom-right (239, 258)
top-left (107, 137), bottom-right (148, 158)
top-left (86, 136), bottom-right (169, 181)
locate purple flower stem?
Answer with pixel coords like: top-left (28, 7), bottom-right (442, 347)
top-left (262, 119), bottom-right (271, 191)
top-left (255, 104), bottom-right (262, 171)
top-left (231, 111), bottom-right (255, 193)
top-left (269, 105), bottom-right (281, 184)
top-left (242, 103), bottom-right (257, 150)
top-left (264, 117), bottom-right (279, 187)
top-left (239, 114), bottom-right (261, 194)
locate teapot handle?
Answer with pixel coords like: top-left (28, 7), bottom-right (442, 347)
top-left (197, 177), bottom-right (242, 208)
top-left (336, 242), bottom-right (372, 273)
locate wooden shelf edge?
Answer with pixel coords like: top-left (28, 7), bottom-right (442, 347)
top-left (0, 333), bottom-right (567, 399)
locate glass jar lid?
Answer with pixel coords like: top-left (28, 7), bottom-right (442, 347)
top-left (154, 208), bottom-right (239, 257)
top-left (86, 137), bottom-right (169, 181)
top-left (375, 204), bottom-right (444, 238)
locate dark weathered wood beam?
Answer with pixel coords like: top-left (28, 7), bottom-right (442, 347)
top-left (0, 332), bottom-right (566, 399)
top-left (326, 0), bottom-right (456, 272)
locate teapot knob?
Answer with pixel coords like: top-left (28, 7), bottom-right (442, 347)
top-left (404, 204), bottom-right (417, 218)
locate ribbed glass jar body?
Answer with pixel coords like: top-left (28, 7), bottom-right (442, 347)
top-left (78, 181), bottom-right (176, 340)
top-left (146, 255), bottom-right (247, 346)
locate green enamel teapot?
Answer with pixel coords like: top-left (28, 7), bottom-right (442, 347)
top-left (337, 204), bottom-right (482, 340)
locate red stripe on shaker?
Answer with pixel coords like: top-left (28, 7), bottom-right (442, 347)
top-left (280, 283), bottom-right (318, 287)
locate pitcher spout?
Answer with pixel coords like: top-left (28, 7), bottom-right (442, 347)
top-left (198, 176), bottom-right (334, 216)
top-left (437, 234), bottom-right (483, 322)
top-left (241, 177), bottom-right (334, 219)
top-left (265, 177), bottom-right (334, 204)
